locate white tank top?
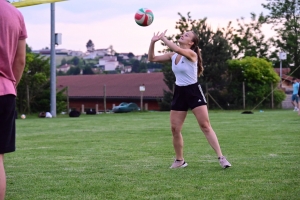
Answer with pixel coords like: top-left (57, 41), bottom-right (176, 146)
top-left (171, 53), bottom-right (198, 86)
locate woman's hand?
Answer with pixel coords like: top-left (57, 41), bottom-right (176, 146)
top-left (159, 30), bottom-right (167, 39)
top-left (151, 30), bottom-right (168, 42)
top-left (151, 32), bottom-right (161, 43)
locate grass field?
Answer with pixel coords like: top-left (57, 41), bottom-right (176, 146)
top-left (5, 110), bottom-right (300, 200)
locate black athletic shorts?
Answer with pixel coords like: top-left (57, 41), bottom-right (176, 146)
top-left (171, 83), bottom-right (207, 111)
top-left (0, 94), bottom-right (16, 154)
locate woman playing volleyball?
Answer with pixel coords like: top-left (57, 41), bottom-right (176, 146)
top-left (148, 30), bottom-right (231, 169)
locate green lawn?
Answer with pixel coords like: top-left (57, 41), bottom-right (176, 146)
top-left (5, 110), bottom-right (300, 200)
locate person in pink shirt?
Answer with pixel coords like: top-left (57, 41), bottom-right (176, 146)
top-left (0, 1), bottom-right (27, 199)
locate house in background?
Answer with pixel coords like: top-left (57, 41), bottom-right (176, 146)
top-left (117, 53), bottom-right (130, 60)
top-left (82, 51), bottom-right (99, 60)
top-left (56, 73), bottom-right (168, 112)
top-left (37, 48), bottom-right (70, 56)
top-left (57, 64), bottom-right (71, 73)
top-left (124, 66), bottom-right (132, 73)
top-left (69, 50), bottom-right (84, 57)
top-left (134, 55), bottom-right (148, 63)
top-left (83, 46), bottom-right (115, 60)
top-left (122, 66), bottom-right (132, 73)
top-left (99, 56), bottom-right (119, 71)
top-left (273, 68), bottom-right (300, 94)
top-left (273, 68), bottom-right (300, 109)
top-left (116, 64), bottom-right (132, 74)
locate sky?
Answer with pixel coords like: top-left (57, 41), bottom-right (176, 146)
top-left (15, 0), bottom-right (273, 55)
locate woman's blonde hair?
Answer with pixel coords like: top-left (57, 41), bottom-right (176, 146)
top-left (191, 31), bottom-right (203, 77)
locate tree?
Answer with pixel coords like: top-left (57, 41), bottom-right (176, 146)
top-left (129, 59), bottom-right (148, 73)
top-left (67, 66), bottom-right (81, 75)
top-left (227, 13), bottom-right (271, 59)
top-left (131, 60), bottom-right (140, 73)
top-left (147, 62), bottom-right (163, 70)
top-left (60, 58), bottom-right (67, 66)
top-left (262, 0), bottom-right (300, 76)
top-left (160, 13), bottom-right (233, 109)
top-left (159, 63), bottom-right (175, 111)
top-left (163, 13), bottom-right (232, 87)
top-left (127, 52), bottom-right (135, 58)
top-left (82, 66), bottom-right (94, 75)
top-left (26, 44), bottom-right (32, 53)
top-left (57, 70), bottom-right (66, 76)
top-left (139, 62), bottom-right (148, 73)
top-left (158, 12), bottom-right (286, 109)
top-left (16, 53), bottom-right (49, 113)
top-left (86, 39), bottom-right (95, 52)
top-left (33, 82), bottom-right (66, 114)
top-left (227, 57), bottom-right (285, 108)
top-left (17, 51), bottom-right (66, 114)
top-left (72, 56), bottom-right (80, 66)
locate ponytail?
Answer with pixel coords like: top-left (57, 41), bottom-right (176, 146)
top-left (191, 31), bottom-right (204, 77)
top-left (193, 46), bottom-right (204, 77)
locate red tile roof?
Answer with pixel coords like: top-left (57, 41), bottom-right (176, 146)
top-left (57, 73), bottom-right (169, 99)
top-left (274, 68), bottom-right (291, 75)
top-left (273, 68), bottom-right (300, 82)
top-left (281, 74), bottom-right (300, 82)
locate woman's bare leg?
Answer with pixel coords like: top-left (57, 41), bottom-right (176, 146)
top-left (192, 106), bottom-right (223, 157)
top-left (170, 110), bottom-right (187, 160)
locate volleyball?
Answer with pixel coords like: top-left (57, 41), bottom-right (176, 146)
top-left (21, 114), bottom-right (26, 119)
top-left (134, 8), bottom-right (154, 27)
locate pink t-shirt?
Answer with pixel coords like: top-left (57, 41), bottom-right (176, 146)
top-left (0, 0), bottom-right (27, 96)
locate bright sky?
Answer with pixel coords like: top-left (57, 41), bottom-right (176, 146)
top-left (16, 0), bottom-right (273, 55)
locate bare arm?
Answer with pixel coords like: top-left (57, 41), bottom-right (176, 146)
top-left (148, 32), bottom-right (173, 63)
top-left (160, 30), bottom-right (197, 62)
top-left (12, 39), bottom-right (26, 86)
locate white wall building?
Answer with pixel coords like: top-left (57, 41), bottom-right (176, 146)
top-left (118, 53), bottom-right (130, 60)
top-left (134, 55), bottom-right (142, 60)
top-left (57, 64), bottom-right (71, 73)
top-left (94, 49), bottom-right (108, 56)
top-left (83, 49), bottom-right (110, 60)
top-left (99, 56), bottom-right (119, 71)
top-left (83, 52), bottom-right (97, 60)
top-left (123, 66), bottom-right (132, 73)
top-left (69, 51), bottom-right (84, 57)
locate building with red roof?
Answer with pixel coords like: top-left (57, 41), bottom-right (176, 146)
top-left (57, 72), bottom-right (169, 112)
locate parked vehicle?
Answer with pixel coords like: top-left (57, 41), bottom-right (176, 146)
top-left (112, 102), bottom-right (140, 113)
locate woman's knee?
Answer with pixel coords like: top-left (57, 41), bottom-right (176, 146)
top-left (199, 122), bottom-right (211, 133)
top-left (171, 125), bottom-right (181, 135)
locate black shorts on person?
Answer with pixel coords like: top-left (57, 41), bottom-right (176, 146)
top-left (171, 82), bottom-right (207, 111)
top-left (0, 95), bottom-right (16, 154)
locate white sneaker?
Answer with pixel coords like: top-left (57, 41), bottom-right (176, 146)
top-left (169, 160), bottom-right (188, 169)
top-left (219, 156), bottom-right (231, 169)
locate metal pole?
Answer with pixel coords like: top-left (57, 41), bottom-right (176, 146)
top-left (280, 59), bottom-right (282, 88)
top-left (50, 3), bottom-right (56, 117)
top-left (140, 92), bottom-right (143, 111)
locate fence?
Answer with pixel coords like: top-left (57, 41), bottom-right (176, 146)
top-left (198, 81), bottom-right (285, 110)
